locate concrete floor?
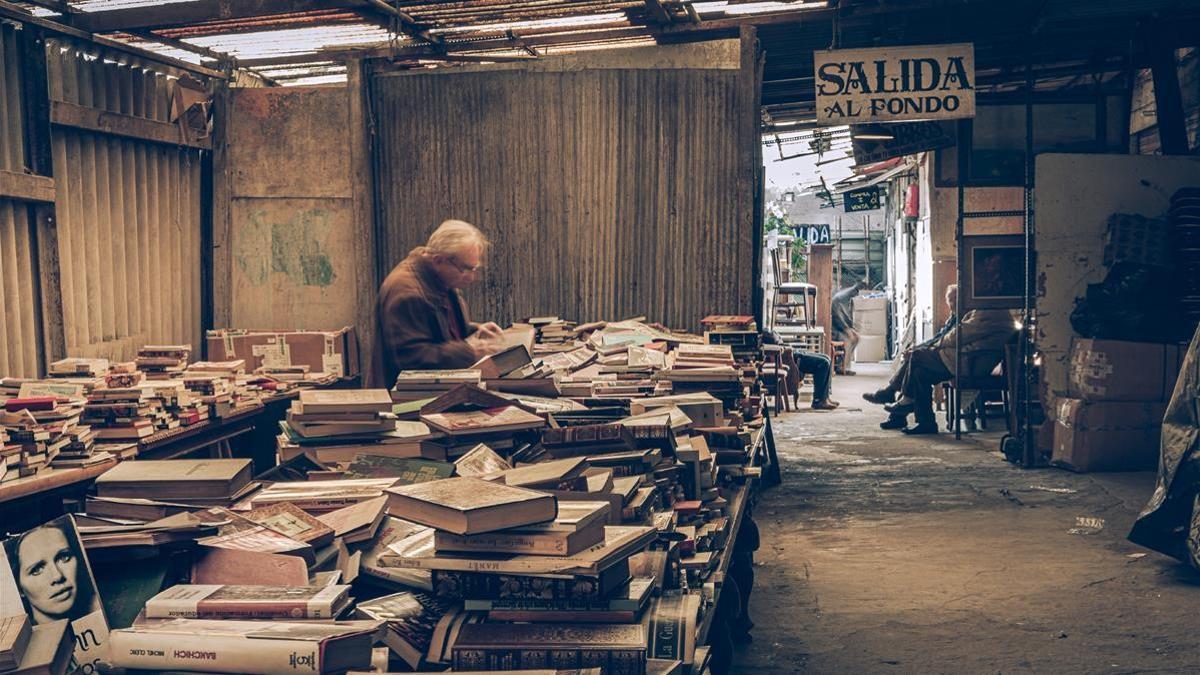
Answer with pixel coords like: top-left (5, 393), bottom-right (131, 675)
top-left (733, 363), bottom-right (1200, 674)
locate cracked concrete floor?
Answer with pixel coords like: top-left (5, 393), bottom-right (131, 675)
top-left (732, 363), bottom-right (1200, 674)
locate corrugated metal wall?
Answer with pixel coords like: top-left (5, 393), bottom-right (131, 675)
top-left (0, 23), bottom-right (41, 377)
top-left (368, 45), bottom-right (758, 330)
top-left (44, 38), bottom-right (203, 361)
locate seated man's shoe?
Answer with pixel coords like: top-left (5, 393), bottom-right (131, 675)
top-left (885, 398), bottom-right (914, 416)
top-left (879, 415), bottom-right (907, 430)
top-left (902, 423), bottom-right (939, 435)
top-left (862, 389), bottom-right (896, 405)
top-left (812, 399), bottom-right (840, 410)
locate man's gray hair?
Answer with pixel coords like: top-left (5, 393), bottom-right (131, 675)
top-left (945, 284), bottom-right (958, 300)
top-left (425, 219), bottom-right (490, 256)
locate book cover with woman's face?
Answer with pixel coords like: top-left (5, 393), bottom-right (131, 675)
top-left (2, 515), bottom-right (110, 672)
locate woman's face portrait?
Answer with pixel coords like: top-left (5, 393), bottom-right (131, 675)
top-left (15, 526), bottom-right (79, 622)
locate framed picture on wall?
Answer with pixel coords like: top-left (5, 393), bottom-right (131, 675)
top-left (963, 235), bottom-right (1025, 309)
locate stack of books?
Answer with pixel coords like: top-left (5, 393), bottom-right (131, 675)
top-left (50, 423), bottom-right (108, 469)
top-left (93, 458), bottom-right (257, 510)
top-left (527, 316), bottom-right (579, 347)
top-left (377, 476), bottom-right (656, 673)
top-left (416, 385), bottom-right (546, 458)
top-left (83, 387), bottom-right (162, 441)
top-left (181, 376), bottom-right (233, 419)
top-left (104, 361), bottom-right (144, 388)
top-left (187, 359), bottom-right (246, 380)
top-left (1, 396), bottom-right (84, 477)
top-left (701, 314), bottom-right (760, 362)
top-left (392, 369), bottom-right (481, 401)
top-left (278, 390), bottom-right (445, 464)
top-left (135, 344), bottom-right (191, 379)
top-left (48, 357), bottom-right (110, 378)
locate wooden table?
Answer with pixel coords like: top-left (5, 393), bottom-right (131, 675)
top-left (0, 456), bottom-right (118, 533)
top-left (131, 403), bottom-right (264, 461)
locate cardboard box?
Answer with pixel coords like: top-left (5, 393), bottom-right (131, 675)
top-left (1067, 338), bottom-right (1181, 402)
top-left (206, 327), bottom-right (360, 378)
top-left (854, 334), bottom-right (888, 362)
top-left (1050, 398), bottom-right (1167, 472)
top-left (853, 296), bottom-right (889, 336)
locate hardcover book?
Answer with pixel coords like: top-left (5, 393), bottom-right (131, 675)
top-left (430, 561), bottom-right (630, 602)
top-left (246, 478), bottom-right (402, 512)
top-left (420, 406), bottom-right (545, 437)
top-left (108, 619), bottom-right (378, 674)
top-left (296, 389), bottom-right (392, 414)
top-left (94, 459), bottom-right (252, 499)
top-left (452, 623), bottom-right (646, 675)
top-left (6, 620), bottom-right (72, 675)
top-left (345, 455), bottom-right (454, 484)
top-left (382, 526), bottom-right (655, 577)
top-left (385, 477), bottom-right (556, 535)
top-left (316, 496), bottom-right (389, 543)
top-left (644, 594), bottom-right (700, 665)
top-left (240, 503), bottom-right (336, 548)
top-left (433, 501), bottom-right (609, 557)
top-left (501, 457), bottom-right (589, 489)
top-left (0, 614), bottom-right (31, 670)
top-left (471, 344), bottom-right (532, 379)
top-left (353, 591), bottom-right (457, 670)
top-left (144, 584), bottom-right (351, 620)
top-left (453, 444), bottom-right (512, 478)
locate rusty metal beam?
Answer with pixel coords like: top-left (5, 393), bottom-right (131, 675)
top-left (643, 0), bottom-right (672, 24)
top-left (51, 100), bottom-right (214, 150)
top-left (0, 0), bottom-right (227, 79)
top-left (75, 0), bottom-right (371, 32)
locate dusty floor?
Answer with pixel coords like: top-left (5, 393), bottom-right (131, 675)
top-left (732, 363), bottom-right (1200, 674)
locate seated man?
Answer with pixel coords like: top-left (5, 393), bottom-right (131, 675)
top-left (763, 332), bottom-right (839, 410)
top-left (863, 284), bottom-right (959, 408)
top-left (881, 307), bottom-right (1018, 435)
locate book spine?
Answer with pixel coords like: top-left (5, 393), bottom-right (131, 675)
top-left (434, 531), bottom-right (566, 556)
top-left (433, 571), bottom-right (606, 601)
top-left (109, 630), bottom-right (324, 674)
top-left (145, 600), bottom-right (326, 619)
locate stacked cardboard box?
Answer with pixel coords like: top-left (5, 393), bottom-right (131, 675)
top-left (205, 327), bottom-right (360, 380)
top-left (1051, 338), bottom-right (1183, 471)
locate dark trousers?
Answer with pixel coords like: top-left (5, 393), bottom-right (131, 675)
top-left (902, 348), bottom-right (953, 425)
top-left (794, 351), bottom-right (833, 402)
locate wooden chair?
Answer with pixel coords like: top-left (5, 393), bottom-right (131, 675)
top-left (760, 346), bottom-right (793, 413)
top-left (770, 248), bottom-right (817, 330)
top-left (943, 351), bottom-right (1009, 432)
top-left (830, 340), bottom-right (847, 374)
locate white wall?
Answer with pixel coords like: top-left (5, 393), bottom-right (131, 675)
top-left (1034, 153), bottom-right (1200, 396)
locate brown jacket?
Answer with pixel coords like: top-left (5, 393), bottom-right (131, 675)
top-left (368, 251), bottom-right (478, 388)
top-left (934, 309), bottom-right (1018, 374)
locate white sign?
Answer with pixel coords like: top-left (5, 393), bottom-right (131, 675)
top-left (814, 43), bottom-right (975, 126)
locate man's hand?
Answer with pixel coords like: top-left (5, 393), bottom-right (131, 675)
top-left (467, 334), bottom-right (502, 359)
top-left (474, 321), bottom-right (503, 340)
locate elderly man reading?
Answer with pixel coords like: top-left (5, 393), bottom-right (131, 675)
top-left (369, 219), bottom-right (503, 388)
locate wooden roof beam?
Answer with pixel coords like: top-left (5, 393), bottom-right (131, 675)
top-left (75, 0), bottom-right (372, 33)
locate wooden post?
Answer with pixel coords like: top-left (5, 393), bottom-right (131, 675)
top-left (20, 26), bottom-right (65, 374)
top-left (809, 243), bottom-right (834, 356)
top-left (347, 58), bottom-right (378, 382)
top-left (209, 76), bottom-right (232, 331)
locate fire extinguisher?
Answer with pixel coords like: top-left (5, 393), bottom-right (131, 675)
top-left (904, 183), bottom-right (920, 219)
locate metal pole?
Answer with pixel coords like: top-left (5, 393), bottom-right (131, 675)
top-left (1021, 56), bottom-right (1037, 467)
top-left (954, 120), bottom-right (968, 440)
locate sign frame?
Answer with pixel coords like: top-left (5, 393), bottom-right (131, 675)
top-left (814, 42), bottom-right (975, 126)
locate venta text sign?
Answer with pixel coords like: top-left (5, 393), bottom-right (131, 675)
top-left (814, 43), bottom-right (975, 126)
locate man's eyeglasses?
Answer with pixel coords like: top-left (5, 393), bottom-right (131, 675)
top-left (445, 257), bottom-right (482, 274)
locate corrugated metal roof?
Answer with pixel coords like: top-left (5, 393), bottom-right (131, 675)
top-left (15, 0), bottom-right (827, 84)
